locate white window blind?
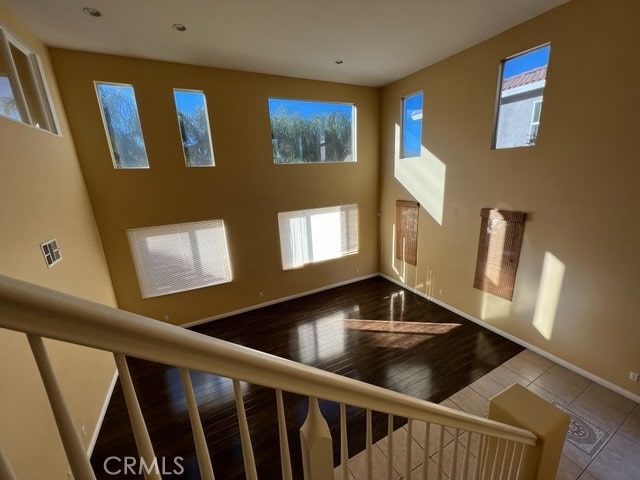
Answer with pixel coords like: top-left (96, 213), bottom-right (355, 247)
top-left (127, 220), bottom-right (232, 298)
top-left (278, 204), bottom-right (358, 270)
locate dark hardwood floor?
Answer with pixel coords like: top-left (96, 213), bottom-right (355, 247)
top-left (91, 276), bottom-right (523, 479)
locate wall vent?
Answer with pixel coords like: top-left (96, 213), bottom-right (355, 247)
top-left (40, 239), bottom-right (62, 268)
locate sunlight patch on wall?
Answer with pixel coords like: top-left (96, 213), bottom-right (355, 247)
top-left (480, 292), bottom-right (513, 321)
top-left (394, 124), bottom-right (446, 225)
top-left (533, 252), bottom-right (566, 340)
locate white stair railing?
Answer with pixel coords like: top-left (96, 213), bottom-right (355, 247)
top-left (0, 274), bottom-right (538, 480)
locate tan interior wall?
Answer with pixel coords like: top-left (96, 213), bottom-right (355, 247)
top-left (380, 0), bottom-right (640, 397)
top-left (0, 3), bottom-right (118, 478)
top-left (49, 49), bottom-right (380, 325)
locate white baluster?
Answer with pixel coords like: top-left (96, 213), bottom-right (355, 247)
top-left (449, 428), bottom-right (459, 480)
top-left (421, 422), bottom-right (430, 480)
top-left (300, 397), bottom-right (333, 480)
top-left (0, 440), bottom-right (17, 480)
top-left (233, 379), bottom-right (257, 480)
top-left (339, 403), bottom-right (349, 480)
top-left (366, 409), bottom-right (373, 480)
top-left (276, 389), bottom-right (293, 480)
top-left (514, 443), bottom-right (526, 480)
top-left (461, 431), bottom-right (472, 480)
top-left (179, 368), bottom-right (214, 480)
top-left (28, 335), bottom-right (96, 480)
top-left (405, 419), bottom-right (413, 480)
top-left (114, 353), bottom-right (160, 480)
top-left (489, 439), bottom-right (502, 479)
top-left (507, 443), bottom-right (519, 480)
top-left (435, 424), bottom-right (444, 480)
top-left (387, 414), bottom-right (394, 480)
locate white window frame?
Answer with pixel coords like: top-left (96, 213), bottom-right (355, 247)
top-left (0, 24), bottom-right (58, 134)
top-left (400, 91), bottom-right (423, 159)
top-left (268, 97), bottom-right (357, 164)
top-left (95, 81), bottom-right (150, 169)
top-left (278, 204), bottom-right (359, 270)
top-left (491, 43), bottom-right (550, 150)
top-left (173, 88), bottom-right (216, 167)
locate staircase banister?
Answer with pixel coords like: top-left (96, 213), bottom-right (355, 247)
top-left (0, 273), bottom-right (536, 446)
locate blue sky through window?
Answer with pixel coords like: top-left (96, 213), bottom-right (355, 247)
top-left (402, 92), bottom-right (423, 157)
top-left (503, 45), bottom-right (550, 79)
top-left (268, 98), bottom-right (352, 119)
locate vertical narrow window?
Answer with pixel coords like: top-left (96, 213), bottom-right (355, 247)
top-left (95, 82), bottom-right (149, 168)
top-left (268, 98), bottom-right (355, 163)
top-left (493, 44), bottom-right (550, 149)
top-left (395, 200), bottom-right (419, 265)
top-left (173, 89), bottom-right (215, 167)
top-left (401, 92), bottom-right (423, 158)
top-left (0, 27), bottom-right (57, 133)
top-left (278, 204), bottom-right (359, 270)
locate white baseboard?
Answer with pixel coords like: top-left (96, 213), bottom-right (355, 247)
top-left (181, 273), bottom-right (378, 329)
top-left (380, 273), bottom-right (640, 405)
top-left (88, 368), bottom-right (119, 456)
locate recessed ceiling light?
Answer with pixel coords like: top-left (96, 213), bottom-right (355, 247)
top-left (82, 7), bottom-right (102, 17)
top-left (172, 23), bottom-right (187, 32)
top-left (335, 59), bottom-right (344, 65)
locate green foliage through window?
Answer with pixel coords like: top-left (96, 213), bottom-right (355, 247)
top-left (95, 82), bottom-right (149, 168)
top-left (174, 89), bottom-right (215, 167)
top-left (268, 98), bottom-right (355, 164)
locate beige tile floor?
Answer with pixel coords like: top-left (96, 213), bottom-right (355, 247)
top-left (335, 349), bottom-right (640, 480)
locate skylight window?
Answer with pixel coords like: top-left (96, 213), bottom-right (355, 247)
top-left (95, 82), bottom-right (149, 168)
top-left (174, 89), bottom-right (215, 167)
top-left (493, 44), bottom-right (550, 149)
top-left (268, 98), bottom-right (355, 164)
top-left (0, 26), bottom-right (58, 133)
top-left (401, 92), bottom-right (423, 158)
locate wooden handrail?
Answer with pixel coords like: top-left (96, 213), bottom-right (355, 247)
top-left (0, 273), bottom-right (536, 445)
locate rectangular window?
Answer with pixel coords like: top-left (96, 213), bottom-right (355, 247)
top-left (401, 92), bottom-right (423, 158)
top-left (395, 200), bottom-right (419, 265)
top-left (127, 220), bottom-right (232, 298)
top-left (493, 44), bottom-right (550, 149)
top-left (278, 204), bottom-right (358, 270)
top-left (268, 98), bottom-right (355, 164)
top-left (95, 82), bottom-right (149, 168)
top-left (0, 26), bottom-right (57, 133)
top-left (173, 89), bottom-right (215, 167)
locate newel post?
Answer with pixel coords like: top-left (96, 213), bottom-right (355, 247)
top-left (300, 397), bottom-right (334, 480)
top-left (488, 383), bottom-right (570, 480)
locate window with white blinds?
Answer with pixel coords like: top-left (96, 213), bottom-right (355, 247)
top-left (278, 204), bottom-right (358, 270)
top-left (127, 220), bottom-right (232, 298)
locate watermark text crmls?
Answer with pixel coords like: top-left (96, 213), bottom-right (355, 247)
top-left (103, 456), bottom-right (184, 476)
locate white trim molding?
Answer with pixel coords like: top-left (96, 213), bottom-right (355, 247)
top-left (380, 273), bottom-right (640, 405)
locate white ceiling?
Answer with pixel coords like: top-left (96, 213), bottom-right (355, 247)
top-left (4, 0), bottom-right (569, 87)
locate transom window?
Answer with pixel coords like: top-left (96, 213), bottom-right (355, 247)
top-left (0, 25), bottom-right (57, 133)
top-left (401, 92), bottom-right (423, 158)
top-left (278, 204), bottom-right (359, 270)
top-left (268, 98), bottom-right (355, 164)
top-left (127, 220), bottom-right (232, 298)
top-left (95, 82), bottom-right (149, 168)
top-left (173, 89), bottom-right (215, 167)
top-left (493, 44), bottom-right (550, 149)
